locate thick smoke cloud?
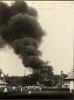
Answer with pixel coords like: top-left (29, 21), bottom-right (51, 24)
top-left (0, 1), bottom-right (52, 77)
top-left (1, 14), bottom-right (44, 44)
top-left (0, 36), bottom-right (6, 48)
top-left (0, 2), bottom-right (10, 25)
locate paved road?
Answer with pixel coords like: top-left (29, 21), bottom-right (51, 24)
top-left (0, 93), bottom-right (73, 99)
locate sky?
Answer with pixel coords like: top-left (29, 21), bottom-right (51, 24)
top-left (0, 1), bottom-right (73, 76)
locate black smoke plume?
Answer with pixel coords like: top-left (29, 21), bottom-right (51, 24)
top-left (0, 1), bottom-right (53, 80)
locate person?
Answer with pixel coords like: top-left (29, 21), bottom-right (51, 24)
top-left (4, 87), bottom-right (8, 93)
top-left (21, 87), bottom-right (23, 92)
top-left (28, 90), bottom-right (31, 94)
top-left (12, 86), bottom-right (16, 90)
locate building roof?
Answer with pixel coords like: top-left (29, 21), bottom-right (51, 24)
top-left (65, 71), bottom-right (74, 80)
top-left (0, 80), bottom-right (8, 85)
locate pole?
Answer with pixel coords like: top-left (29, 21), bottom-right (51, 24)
top-left (59, 70), bottom-right (63, 88)
top-left (73, 67), bottom-right (74, 90)
top-left (73, 34), bottom-right (74, 98)
top-left (73, 37), bottom-right (74, 90)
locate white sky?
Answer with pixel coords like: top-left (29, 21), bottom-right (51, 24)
top-left (0, 1), bottom-right (73, 76)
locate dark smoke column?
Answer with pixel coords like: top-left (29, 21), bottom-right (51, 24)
top-left (0, 1), bottom-right (53, 84)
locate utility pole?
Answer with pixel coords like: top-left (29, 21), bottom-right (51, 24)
top-left (73, 66), bottom-right (74, 90)
top-left (73, 37), bottom-right (74, 90)
top-left (59, 70), bottom-right (64, 88)
top-left (73, 38), bottom-right (74, 90)
top-left (73, 34), bottom-right (74, 98)
top-left (61, 70), bottom-right (64, 87)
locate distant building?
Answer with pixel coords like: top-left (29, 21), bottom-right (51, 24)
top-left (64, 71), bottom-right (74, 92)
top-left (0, 79), bottom-right (8, 87)
top-left (0, 69), bottom-right (8, 87)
